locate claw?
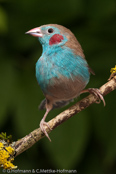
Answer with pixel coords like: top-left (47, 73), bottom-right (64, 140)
top-left (80, 88), bottom-right (106, 106)
top-left (40, 119), bottom-right (52, 141)
top-left (89, 88), bottom-right (105, 106)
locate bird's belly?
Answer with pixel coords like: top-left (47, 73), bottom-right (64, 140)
top-left (46, 76), bottom-right (86, 101)
top-left (36, 65), bottom-right (87, 101)
top-left (36, 53), bottom-right (90, 101)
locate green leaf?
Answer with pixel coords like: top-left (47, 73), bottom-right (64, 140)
top-left (0, 6), bottom-right (8, 34)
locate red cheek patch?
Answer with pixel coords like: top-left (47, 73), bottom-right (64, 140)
top-left (49, 34), bottom-right (64, 45)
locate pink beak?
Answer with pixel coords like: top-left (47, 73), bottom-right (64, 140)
top-left (25, 27), bottom-right (43, 37)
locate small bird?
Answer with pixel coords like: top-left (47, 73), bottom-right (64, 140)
top-left (26, 24), bottom-right (105, 141)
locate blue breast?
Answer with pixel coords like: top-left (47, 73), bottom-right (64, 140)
top-left (36, 46), bottom-right (90, 94)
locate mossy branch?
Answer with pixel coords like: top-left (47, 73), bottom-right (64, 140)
top-left (13, 74), bottom-right (116, 157)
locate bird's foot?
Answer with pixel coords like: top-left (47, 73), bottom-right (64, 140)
top-left (40, 119), bottom-right (52, 141)
top-left (80, 88), bottom-right (106, 106)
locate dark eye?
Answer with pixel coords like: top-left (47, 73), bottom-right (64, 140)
top-left (48, 28), bottom-right (54, 33)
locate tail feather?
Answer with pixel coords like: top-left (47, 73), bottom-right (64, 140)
top-left (39, 99), bottom-right (46, 110)
top-left (39, 98), bottom-right (73, 110)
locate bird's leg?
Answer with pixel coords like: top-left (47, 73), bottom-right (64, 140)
top-left (80, 88), bottom-right (106, 106)
top-left (40, 108), bottom-right (52, 141)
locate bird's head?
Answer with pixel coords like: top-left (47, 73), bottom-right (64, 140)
top-left (26, 24), bottom-right (74, 47)
top-left (26, 24), bottom-right (85, 58)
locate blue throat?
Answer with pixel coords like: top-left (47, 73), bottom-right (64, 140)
top-left (36, 45), bottom-right (90, 93)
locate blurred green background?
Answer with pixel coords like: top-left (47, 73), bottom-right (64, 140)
top-left (0, 0), bottom-right (116, 173)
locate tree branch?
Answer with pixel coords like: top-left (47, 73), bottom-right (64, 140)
top-left (14, 75), bottom-right (116, 157)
